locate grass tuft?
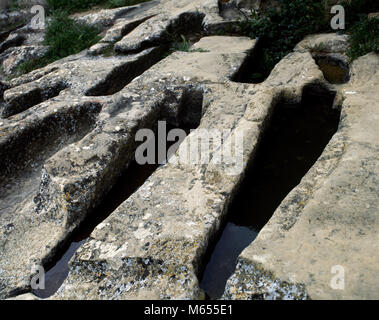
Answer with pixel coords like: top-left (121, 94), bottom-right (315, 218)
top-left (17, 10), bottom-right (101, 74)
top-left (15, 0), bottom-right (152, 75)
top-left (162, 34), bottom-right (209, 58)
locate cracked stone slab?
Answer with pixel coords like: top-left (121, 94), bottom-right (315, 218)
top-left (0, 35), bottom-right (256, 299)
top-left (0, 33), bottom-right (26, 54)
top-left (1, 0), bottom-right (231, 80)
top-left (1, 45), bottom-right (49, 76)
top-left (114, 11), bottom-right (203, 53)
top-left (51, 48), bottom-right (330, 300)
top-left (223, 53), bottom-right (379, 300)
top-left (2, 47), bottom-right (160, 118)
top-left (71, 0), bottom-right (160, 30)
top-left (295, 33), bottom-right (350, 70)
top-left (295, 33), bottom-right (350, 55)
top-left (113, 0), bottom-right (234, 53)
top-left (1, 2), bottom-right (377, 303)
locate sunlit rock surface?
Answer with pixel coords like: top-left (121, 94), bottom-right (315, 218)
top-left (0, 0), bottom-right (378, 300)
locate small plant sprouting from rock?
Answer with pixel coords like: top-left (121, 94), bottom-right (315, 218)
top-left (309, 42), bottom-right (330, 54)
top-left (172, 35), bottom-right (193, 52)
top-left (163, 34), bottom-right (209, 58)
top-left (98, 44), bottom-right (116, 57)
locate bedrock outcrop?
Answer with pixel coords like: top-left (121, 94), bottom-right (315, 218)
top-left (0, 1), bottom-right (378, 300)
top-left (223, 51), bottom-right (379, 300)
top-left (50, 43), bottom-right (332, 300)
top-left (0, 22), bottom-right (259, 297)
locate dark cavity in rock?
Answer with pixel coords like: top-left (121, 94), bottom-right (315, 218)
top-left (200, 84), bottom-right (341, 299)
top-left (86, 26), bottom-right (205, 97)
top-left (85, 47), bottom-right (164, 96)
top-left (2, 82), bottom-right (68, 118)
top-left (314, 55), bottom-right (350, 84)
top-left (32, 119), bottom-right (200, 299)
top-left (231, 40), bottom-right (271, 84)
top-left (31, 158), bottom-right (159, 299)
